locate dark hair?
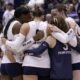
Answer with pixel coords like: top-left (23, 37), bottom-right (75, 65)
top-left (14, 6), bottom-right (30, 18)
top-left (56, 4), bottom-right (67, 12)
top-left (52, 15), bottom-right (68, 33)
top-left (7, 3), bottom-right (14, 6)
top-left (32, 6), bottom-right (44, 17)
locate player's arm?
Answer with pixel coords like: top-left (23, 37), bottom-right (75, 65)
top-left (76, 24), bottom-right (80, 37)
top-left (12, 22), bottom-right (21, 35)
top-left (0, 22), bottom-right (22, 62)
top-left (0, 44), bottom-right (16, 62)
top-left (48, 24), bottom-right (69, 43)
top-left (18, 30), bottom-right (44, 52)
top-left (5, 50), bottom-right (16, 63)
top-left (1, 23), bottom-right (30, 51)
top-left (47, 24), bottom-right (77, 46)
top-left (24, 36), bottom-right (56, 56)
top-left (67, 28), bottom-right (77, 47)
top-left (4, 22), bottom-right (22, 62)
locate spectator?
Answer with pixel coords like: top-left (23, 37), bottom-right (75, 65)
top-left (66, 4), bottom-right (79, 24)
top-left (76, 0), bottom-right (80, 25)
top-left (14, 0), bottom-right (26, 8)
top-left (3, 0), bottom-right (14, 5)
top-left (72, 0), bottom-right (80, 25)
top-left (0, 3), bottom-right (4, 32)
top-left (57, 0), bottom-right (68, 4)
top-left (43, 0), bottom-right (57, 14)
top-left (2, 3), bottom-right (15, 27)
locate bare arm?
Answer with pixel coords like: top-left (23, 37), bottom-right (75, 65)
top-left (12, 23), bottom-right (21, 35)
top-left (1, 22), bottom-right (22, 62)
top-left (5, 50), bottom-right (16, 63)
top-left (2, 23), bottom-right (30, 51)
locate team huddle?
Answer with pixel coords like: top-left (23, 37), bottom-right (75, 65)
top-left (0, 3), bottom-right (80, 80)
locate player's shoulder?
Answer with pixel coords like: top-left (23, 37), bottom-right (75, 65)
top-left (65, 17), bottom-right (75, 22)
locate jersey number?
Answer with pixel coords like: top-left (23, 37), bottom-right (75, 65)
top-left (63, 44), bottom-right (68, 50)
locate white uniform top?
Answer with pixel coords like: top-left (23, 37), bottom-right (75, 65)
top-left (26, 21), bottom-right (47, 40)
top-left (65, 17), bottom-right (74, 22)
top-left (1, 20), bottom-right (23, 63)
top-left (71, 49), bottom-right (80, 64)
top-left (23, 21), bottom-right (50, 68)
top-left (71, 26), bottom-right (80, 64)
top-left (65, 17), bottom-right (80, 64)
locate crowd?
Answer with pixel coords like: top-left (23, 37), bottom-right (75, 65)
top-left (0, 0), bottom-right (80, 80)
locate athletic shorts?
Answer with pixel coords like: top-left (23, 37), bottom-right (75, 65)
top-left (1, 63), bottom-right (22, 77)
top-left (23, 66), bottom-right (50, 77)
top-left (72, 63), bottom-right (80, 70)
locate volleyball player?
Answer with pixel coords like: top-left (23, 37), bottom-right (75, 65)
top-left (55, 4), bottom-right (80, 80)
top-left (1, 6), bottom-right (77, 80)
top-left (23, 15), bottom-right (77, 80)
top-left (70, 22), bottom-right (80, 80)
top-left (1, 6), bottom-right (31, 80)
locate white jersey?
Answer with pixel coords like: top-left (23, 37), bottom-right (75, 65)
top-left (65, 17), bottom-right (80, 64)
top-left (26, 21), bottom-right (47, 40)
top-left (71, 26), bottom-right (80, 64)
top-left (71, 49), bottom-right (80, 64)
top-left (1, 20), bottom-right (23, 63)
top-left (7, 20), bottom-right (19, 40)
top-left (23, 21), bottom-right (50, 68)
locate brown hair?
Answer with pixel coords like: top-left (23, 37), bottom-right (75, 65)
top-left (52, 15), bottom-right (68, 33)
top-left (56, 4), bottom-right (67, 14)
top-left (32, 6), bottom-right (44, 17)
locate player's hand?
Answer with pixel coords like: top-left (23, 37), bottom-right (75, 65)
top-left (1, 37), bottom-right (6, 44)
top-left (33, 30), bottom-right (44, 41)
top-left (47, 25), bottom-right (60, 36)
